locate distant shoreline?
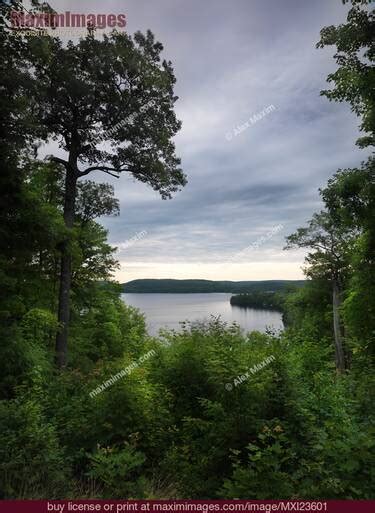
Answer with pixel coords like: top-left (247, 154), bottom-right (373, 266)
top-left (122, 278), bottom-right (306, 294)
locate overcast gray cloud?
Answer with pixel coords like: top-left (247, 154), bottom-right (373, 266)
top-left (40, 0), bottom-right (371, 281)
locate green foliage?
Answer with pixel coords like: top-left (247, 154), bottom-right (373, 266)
top-left (230, 291), bottom-right (285, 311)
top-left (321, 159), bottom-right (375, 359)
top-left (282, 280), bottom-right (332, 336)
top-left (0, 395), bottom-right (69, 499)
top-left (317, 0), bottom-right (375, 147)
top-left (124, 279), bottom-right (306, 293)
top-left (21, 308), bottom-right (59, 348)
top-left (342, 232), bottom-right (375, 358)
top-left (87, 445), bottom-right (147, 499)
top-left (28, 29), bottom-right (186, 196)
top-left (222, 363), bottom-right (375, 500)
top-left (221, 423), bottom-right (296, 499)
top-left (69, 285), bottom-right (147, 367)
top-left (0, 307), bottom-right (374, 499)
top-left (284, 211), bottom-right (355, 282)
top-left (145, 319), bottom-right (290, 497)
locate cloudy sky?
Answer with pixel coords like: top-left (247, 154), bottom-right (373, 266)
top-left (40, 0), bottom-right (370, 282)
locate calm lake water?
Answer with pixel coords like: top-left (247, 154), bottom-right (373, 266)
top-left (122, 293), bottom-right (283, 336)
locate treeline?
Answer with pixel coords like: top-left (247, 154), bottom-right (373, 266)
top-left (123, 279), bottom-right (306, 294)
top-left (230, 291), bottom-right (286, 311)
top-left (0, 0), bottom-right (374, 501)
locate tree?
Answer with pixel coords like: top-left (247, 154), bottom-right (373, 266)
top-left (285, 212), bottom-right (356, 372)
top-left (26, 30), bottom-right (187, 367)
top-left (73, 180), bottom-right (120, 292)
top-left (76, 181), bottom-right (120, 226)
top-left (317, 0), bottom-right (375, 148)
top-left (320, 158), bottom-right (375, 356)
top-left (321, 157), bottom-right (375, 232)
top-left (0, 5), bottom-right (50, 325)
top-left (316, 0), bottom-right (375, 364)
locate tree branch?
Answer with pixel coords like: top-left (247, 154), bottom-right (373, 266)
top-left (49, 156), bottom-right (69, 168)
top-left (78, 166), bottom-right (130, 178)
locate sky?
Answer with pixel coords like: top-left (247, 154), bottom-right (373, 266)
top-left (37, 0), bottom-right (371, 283)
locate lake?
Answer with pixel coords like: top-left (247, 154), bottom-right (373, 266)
top-left (122, 293), bottom-right (284, 336)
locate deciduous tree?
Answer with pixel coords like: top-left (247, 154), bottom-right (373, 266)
top-left (27, 30), bottom-right (186, 367)
top-left (285, 212), bottom-right (356, 372)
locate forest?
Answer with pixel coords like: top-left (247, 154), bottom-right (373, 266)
top-left (229, 291), bottom-right (286, 312)
top-left (123, 279), bottom-right (305, 294)
top-left (0, 0), bottom-right (374, 501)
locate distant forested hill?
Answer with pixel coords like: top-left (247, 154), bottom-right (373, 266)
top-left (122, 279), bottom-right (306, 293)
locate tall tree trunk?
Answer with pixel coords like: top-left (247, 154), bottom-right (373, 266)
top-left (332, 278), bottom-right (346, 373)
top-left (55, 167), bottom-right (77, 368)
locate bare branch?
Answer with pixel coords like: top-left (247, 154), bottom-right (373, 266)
top-left (49, 156), bottom-right (69, 168)
top-left (78, 166), bottom-right (130, 178)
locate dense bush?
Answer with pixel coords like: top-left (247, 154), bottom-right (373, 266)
top-left (0, 295), bottom-right (374, 499)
